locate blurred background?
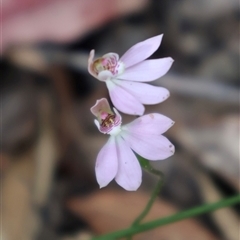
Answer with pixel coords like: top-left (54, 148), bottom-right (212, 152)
top-left (1, 0), bottom-right (239, 239)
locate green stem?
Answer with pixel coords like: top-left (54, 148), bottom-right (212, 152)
top-left (92, 194), bottom-right (240, 240)
top-left (132, 156), bottom-right (164, 226)
top-left (126, 156), bottom-right (164, 240)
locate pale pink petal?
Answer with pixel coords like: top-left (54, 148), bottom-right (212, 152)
top-left (98, 70), bottom-right (114, 81)
top-left (88, 51), bottom-right (115, 81)
top-left (106, 80), bottom-right (144, 115)
top-left (121, 131), bottom-right (175, 160)
top-left (95, 136), bottom-right (118, 188)
top-left (113, 80), bottom-right (170, 104)
top-left (115, 136), bottom-right (142, 191)
top-left (118, 58), bottom-right (174, 82)
top-left (120, 34), bottom-right (163, 68)
top-left (122, 113), bottom-right (174, 135)
top-left (102, 52), bottom-right (119, 61)
top-left (90, 98), bottom-right (112, 117)
top-left (88, 49), bottom-right (97, 78)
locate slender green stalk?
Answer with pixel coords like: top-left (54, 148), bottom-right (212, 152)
top-left (92, 194), bottom-right (240, 240)
top-left (131, 156), bottom-right (164, 226)
top-left (126, 156), bottom-right (164, 240)
top-left (132, 174), bottom-right (163, 227)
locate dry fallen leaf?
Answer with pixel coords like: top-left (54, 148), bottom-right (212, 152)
top-left (2, 0), bottom-right (148, 51)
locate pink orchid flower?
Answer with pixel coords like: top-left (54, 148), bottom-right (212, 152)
top-left (91, 98), bottom-right (175, 191)
top-left (88, 34), bottom-right (174, 116)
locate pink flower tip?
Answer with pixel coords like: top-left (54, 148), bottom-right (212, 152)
top-left (91, 98), bottom-right (121, 134)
